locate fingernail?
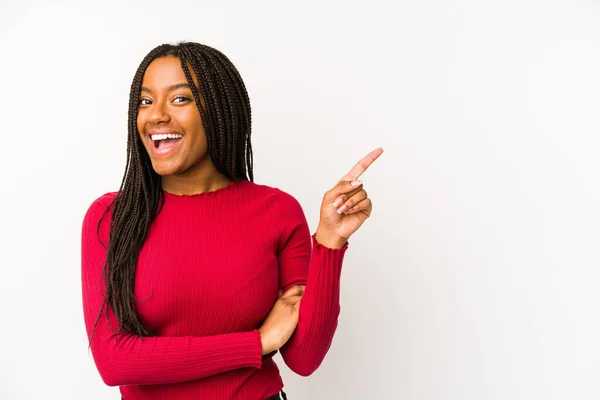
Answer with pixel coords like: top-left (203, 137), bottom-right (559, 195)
top-left (333, 197), bottom-right (343, 207)
top-left (337, 205), bottom-right (347, 214)
top-left (350, 180), bottom-right (362, 186)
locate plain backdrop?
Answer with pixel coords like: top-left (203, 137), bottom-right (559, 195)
top-left (1, 1), bottom-right (599, 399)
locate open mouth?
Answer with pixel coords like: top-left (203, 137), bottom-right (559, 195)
top-left (150, 133), bottom-right (183, 155)
top-left (153, 137), bottom-right (182, 149)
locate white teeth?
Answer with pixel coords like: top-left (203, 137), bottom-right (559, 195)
top-left (150, 133), bottom-right (183, 141)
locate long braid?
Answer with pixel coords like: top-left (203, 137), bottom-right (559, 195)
top-left (203, 50), bottom-right (234, 170)
top-left (178, 48), bottom-right (221, 170)
top-left (87, 41), bottom-right (253, 348)
top-left (209, 51), bottom-right (242, 177)
top-left (205, 46), bottom-right (253, 180)
top-left (205, 45), bottom-right (250, 180)
top-left (181, 46), bottom-right (231, 175)
top-left (182, 46), bottom-right (229, 175)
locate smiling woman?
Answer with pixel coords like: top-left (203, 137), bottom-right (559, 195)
top-left (81, 41), bottom-right (378, 400)
top-left (136, 56), bottom-right (220, 184)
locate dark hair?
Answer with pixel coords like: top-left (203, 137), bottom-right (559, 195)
top-left (88, 41), bottom-right (254, 346)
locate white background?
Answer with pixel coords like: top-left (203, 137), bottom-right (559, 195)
top-left (1, 1), bottom-right (599, 399)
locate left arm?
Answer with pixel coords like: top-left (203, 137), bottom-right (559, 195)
top-left (277, 148), bottom-right (383, 376)
top-left (279, 233), bottom-right (348, 377)
top-left (274, 192), bottom-right (349, 377)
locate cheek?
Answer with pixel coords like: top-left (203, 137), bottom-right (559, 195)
top-left (136, 114), bottom-right (146, 138)
top-left (180, 110), bottom-right (206, 140)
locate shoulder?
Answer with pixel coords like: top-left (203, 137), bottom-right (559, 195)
top-left (82, 191), bottom-right (119, 229)
top-left (243, 181), bottom-right (304, 213)
top-left (85, 191), bottom-right (119, 214)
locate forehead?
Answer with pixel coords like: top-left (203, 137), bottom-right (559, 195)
top-left (142, 56), bottom-right (199, 89)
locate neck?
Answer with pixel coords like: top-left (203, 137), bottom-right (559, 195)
top-left (160, 166), bottom-right (232, 196)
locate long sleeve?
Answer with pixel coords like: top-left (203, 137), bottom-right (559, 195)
top-left (81, 195), bottom-right (263, 387)
top-left (273, 190), bottom-right (349, 377)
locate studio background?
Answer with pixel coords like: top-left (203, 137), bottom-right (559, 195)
top-left (0, 1), bottom-right (599, 399)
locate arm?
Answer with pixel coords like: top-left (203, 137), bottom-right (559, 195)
top-left (81, 195), bottom-right (263, 387)
top-left (277, 149), bottom-right (380, 376)
top-left (273, 190), bottom-right (349, 376)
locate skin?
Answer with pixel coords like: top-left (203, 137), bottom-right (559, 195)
top-left (135, 54), bottom-right (384, 355)
top-left (260, 148), bottom-right (384, 354)
top-left (137, 56), bottom-right (231, 195)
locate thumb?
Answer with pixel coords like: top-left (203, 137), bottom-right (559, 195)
top-left (281, 285), bottom-right (304, 298)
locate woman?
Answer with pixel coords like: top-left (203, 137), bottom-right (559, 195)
top-left (81, 41), bottom-right (382, 400)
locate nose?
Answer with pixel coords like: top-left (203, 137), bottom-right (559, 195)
top-left (147, 101), bottom-right (171, 125)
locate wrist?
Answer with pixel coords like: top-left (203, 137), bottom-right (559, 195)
top-left (315, 226), bottom-right (347, 249)
top-left (258, 328), bottom-right (266, 355)
top-left (258, 328), bottom-right (272, 355)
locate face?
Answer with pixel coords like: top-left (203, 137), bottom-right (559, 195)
top-left (136, 56), bottom-right (211, 177)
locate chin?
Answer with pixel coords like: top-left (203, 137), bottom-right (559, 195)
top-left (150, 160), bottom-right (184, 176)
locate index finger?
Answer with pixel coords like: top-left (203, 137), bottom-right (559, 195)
top-left (340, 148), bottom-right (384, 182)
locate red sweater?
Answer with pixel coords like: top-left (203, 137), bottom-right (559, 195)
top-left (81, 179), bottom-right (349, 400)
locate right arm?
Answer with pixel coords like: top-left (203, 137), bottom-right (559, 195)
top-left (81, 196), bottom-right (263, 387)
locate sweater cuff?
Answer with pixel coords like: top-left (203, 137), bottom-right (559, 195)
top-left (311, 233), bottom-right (350, 252)
top-left (245, 329), bottom-right (264, 369)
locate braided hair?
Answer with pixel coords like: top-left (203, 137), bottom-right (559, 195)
top-left (88, 42), bottom-right (254, 347)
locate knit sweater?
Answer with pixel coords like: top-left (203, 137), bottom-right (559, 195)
top-left (80, 179), bottom-right (349, 400)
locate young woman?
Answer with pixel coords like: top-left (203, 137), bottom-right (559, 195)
top-left (81, 41), bottom-right (382, 400)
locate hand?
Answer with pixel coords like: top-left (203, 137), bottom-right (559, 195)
top-left (316, 148), bottom-right (384, 248)
top-left (258, 285), bottom-right (305, 355)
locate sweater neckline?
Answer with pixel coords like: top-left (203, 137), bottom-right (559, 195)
top-left (162, 179), bottom-right (245, 199)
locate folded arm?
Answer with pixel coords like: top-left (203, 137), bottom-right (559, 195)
top-left (81, 195), bottom-right (263, 386)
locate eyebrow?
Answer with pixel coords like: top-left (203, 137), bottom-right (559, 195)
top-left (141, 83), bottom-right (193, 93)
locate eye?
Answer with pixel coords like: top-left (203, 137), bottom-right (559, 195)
top-left (173, 96), bottom-right (190, 103)
top-left (139, 98), bottom-right (151, 105)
